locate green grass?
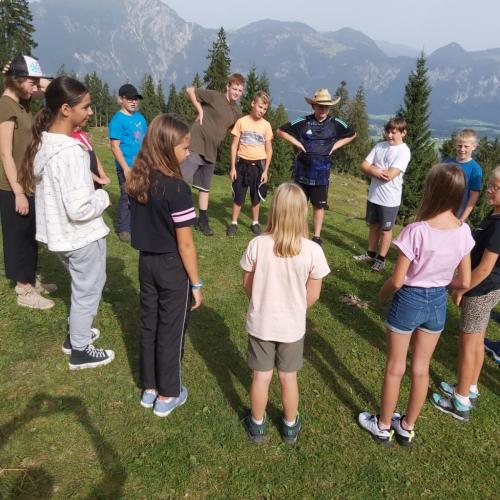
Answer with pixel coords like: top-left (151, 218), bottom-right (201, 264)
top-left (0, 129), bottom-right (498, 498)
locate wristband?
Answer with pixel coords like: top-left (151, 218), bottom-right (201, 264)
top-left (191, 279), bottom-right (203, 289)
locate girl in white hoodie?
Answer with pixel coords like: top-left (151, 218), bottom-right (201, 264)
top-left (19, 76), bottom-right (114, 370)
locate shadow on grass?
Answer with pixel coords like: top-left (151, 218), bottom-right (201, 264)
top-left (106, 256), bottom-right (140, 388)
top-left (0, 393), bottom-right (126, 498)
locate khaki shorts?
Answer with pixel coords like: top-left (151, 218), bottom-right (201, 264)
top-left (247, 335), bottom-right (304, 372)
top-left (460, 289), bottom-right (500, 333)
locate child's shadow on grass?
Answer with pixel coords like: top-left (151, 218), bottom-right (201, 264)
top-left (188, 306), bottom-right (280, 420)
top-left (0, 393), bottom-right (126, 498)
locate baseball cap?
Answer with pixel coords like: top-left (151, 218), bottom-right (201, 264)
top-left (6, 55), bottom-right (50, 78)
top-left (118, 84), bottom-right (143, 100)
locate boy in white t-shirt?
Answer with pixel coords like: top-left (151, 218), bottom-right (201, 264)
top-left (354, 117), bottom-right (411, 272)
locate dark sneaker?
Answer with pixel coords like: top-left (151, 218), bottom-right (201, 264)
top-left (439, 381), bottom-right (478, 409)
top-left (251, 223), bottom-right (262, 236)
top-left (69, 345), bottom-right (115, 370)
top-left (353, 252), bottom-right (375, 263)
top-left (430, 393), bottom-right (470, 422)
top-left (358, 412), bottom-right (394, 446)
top-left (153, 386), bottom-right (188, 417)
top-left (371, 258), bottom-right (385, 273)
top-left (226, 224), bottom-right (238, 237)
top-left (281, 413), bottom-right (301, 445)
top-left (484, 338), bottom-right (500, 363)
top-left (118, 231), bottom-right (131, 242)
top-left (62, 328), bottom-right (101, 355)
top-left (243, 412), bottom-right (268, 444)
top-left (197, 219), bottom-right (214, 236)
top-left (391, 413), bottom-right (415, 448)
top-left (312, 236), bottom-right (323, 246)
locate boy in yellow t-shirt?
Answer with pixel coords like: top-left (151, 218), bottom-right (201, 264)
top-left (227, 91), bottom-right (273, 236)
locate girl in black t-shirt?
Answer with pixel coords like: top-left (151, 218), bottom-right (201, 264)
top-left (127, 114), bottom-right (203, 417)
top-left (432, 166), bottom-right (500, 422)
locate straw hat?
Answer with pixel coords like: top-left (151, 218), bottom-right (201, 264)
top-left (304, 88), bottom-right (340, 106)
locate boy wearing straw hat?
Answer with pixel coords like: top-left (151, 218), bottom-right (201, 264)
top-left (277, 89), bottom-right (356, 245)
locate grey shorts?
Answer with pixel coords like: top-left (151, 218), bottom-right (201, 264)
top-left (460, 289), bottom-right (500, 333)
top-left (247, 335), bottom-right (304, 372)
top-left (366, 201), bottom-right (399, 231)
top-left (180, 152), bottom-right (215, 192)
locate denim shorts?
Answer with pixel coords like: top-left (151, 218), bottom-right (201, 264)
top-left (386, 285), bottom-right (447, 334)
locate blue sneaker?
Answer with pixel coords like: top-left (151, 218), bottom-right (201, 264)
top-left (140, 389), bottom-right (157, 409)
top-left (153, 386), bottom-right (188, 417)
top-left (430, 393), bottom-right (470, 422)
top-left (439, 381), bottom-right (479, 409)
top-left (484, 338), bottom-right (500, 363)
top-left (243, 411), bottom-right (268, 444)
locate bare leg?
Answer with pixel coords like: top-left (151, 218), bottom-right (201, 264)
top-left (458, 329), bottom-right (486, 392)
top-left (312, 207), bottom-right (324, 238)
top-left (230, 203), bottom-right (242, 223)
top-left (379, 330), bottom-right (412, 427)
top-left (278, 370), bottom-right (299, 422)
top-left (251, 203), bottom-right (260, 223)
top-left (250, 370), bottom-right (273, 421)
top-left (198, 190), bottom-right (209, 211)
top-left (367, 224), bottom-right (380, 253)
top-left (405, 329), bottom-right (441, 427)
top-left (378, 229), bottom-right (393, 258)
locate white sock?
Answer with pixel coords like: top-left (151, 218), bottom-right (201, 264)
top-left (251, 416), bottom-right (263, 425)
top-left (283, 417), bottom-right (297, 427)
top-left (231, 221), bottom-right (238, 225)
top-left (252, 220), bottom-right (259, 225)
top-left (470, 384), bottom-right (479, 395)
top-left (454, 391), bottom-right (471, 406)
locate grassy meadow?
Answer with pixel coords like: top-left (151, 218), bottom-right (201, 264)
top-left (0, 129), bottom-right (498, 499)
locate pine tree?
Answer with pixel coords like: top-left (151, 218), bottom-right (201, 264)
top-left (0, 0), bottom-right (37, 62)
top-left (330, 81), bottom-right (353, 174)
top-left (267, 104), bottom-right (294, 188)
top-left (439, 132), bottom-right (457, 160)
top-left (156, 81), bottom-right (166, 113)
top-left (203, 27), bottom-right (231, 92)
top-left (166, 83), bottom-right (178, 114)
top-left (140, 74), bottom-right (160, 124)
top-left (191, 73), bottom-right (203, 88)
top-left (398, 53), bottom-right (438, 223)
top-left (240, 65), bottom-right (259, 114)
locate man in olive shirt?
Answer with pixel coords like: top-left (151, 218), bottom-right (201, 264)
top-left (181, 73), bottom-right (245, 236)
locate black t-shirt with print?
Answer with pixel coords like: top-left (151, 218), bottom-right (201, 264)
top-left (465, 212), bottom-right (500, 297)
top-left (130, 171), bottom-right (196, 254)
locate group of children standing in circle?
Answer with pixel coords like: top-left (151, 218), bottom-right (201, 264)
top-left (0, 54), bottom-right (498, 446)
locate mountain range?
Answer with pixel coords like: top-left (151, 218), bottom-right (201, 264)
top-left (30, 0), bottom-right (500, 136)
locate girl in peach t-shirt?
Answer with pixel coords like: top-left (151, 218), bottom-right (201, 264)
top-left (240, 182), bottom-right (330, 444)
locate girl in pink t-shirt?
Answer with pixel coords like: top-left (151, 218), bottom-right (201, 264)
top-left (359, 164), bottom-right (475, 447)
top-left (240, 182), bottom-right (330, 444)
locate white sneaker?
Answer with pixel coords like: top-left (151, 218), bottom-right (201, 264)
top-left (34, 274), bottom-right (58, 294)
top-left (15, 285), bottom-right (54, 310)
top-left (358, 412), bottom-right (394, 445)
top-left (353, 252), bottom-right (375, 262)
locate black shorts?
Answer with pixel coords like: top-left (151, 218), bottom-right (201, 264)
top-left (366, 201), bottom-right (399, 231)
top-left (232, 159), bottom-right (264, 206)
top-left (297, 183), bottom-right (328, 208)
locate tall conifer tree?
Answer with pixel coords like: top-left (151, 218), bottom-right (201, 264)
top-left (203, 27), bottom-right (231, 92)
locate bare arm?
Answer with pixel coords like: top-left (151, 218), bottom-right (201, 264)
top-left (176, 226), bottom-right (203, 310)
top-left (306, 277), bottom-right (323, 307)
top-left (330, 133), bottom-right (356, 154)
top-left (243, 270), bottom-right (254, 299)
top-left (277, 129), bottom-right (306, 153)
top-left (110, 140), bottom-right (130, 177)
top-left (229, 135), bottom-right (239, 180)
top-left (379, 252), bottom-right (412, 303)
top-left (460, 191), bottom-right (480, 222)
top-left (0, 120), bottom-right (29, 215)
top-left (261, 140), bottom-right (273, 183)
top-left (360, 160), bottom-right (402, 182)
top-left (95, 154), bottom-right (110, 185)
top-left (186, 86), bottom-right (203, 125)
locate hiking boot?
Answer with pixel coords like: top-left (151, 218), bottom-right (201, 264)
top-left (118, 231), bottom-right (131, 242)
top-left (312, 236), bottom-right (323, 246)
top-left (153, 386), bottom-right (188, 417)
top-left (430, 393), bottom-right (470, 422)
top-left (15, 285), bottom-right (55, 310)
top-left (34, 275), bottom-right (57, 294)
top-left (281, 413), bottom-right (302, 445)
top-left (484, 338), bottom-right (500, 363)
top-left (197, 218), bottom-right (214, 236)
top-left (391, 413), bottom-right (415, 447)
top-left (353, 252), bottom-right (375, 263)
top-left (371, 258), bottom-right (385, 273)
top-left (226, 224), bottom-right (238, 237)
top-left (358, 412), bottom-right (394, 446)
top-left (251, 223), bottom-right (262, 236)
top-left (243, 411), bottom-right (268, 444)
top-left (62, 328), bottom-right (101, 355)
top-left (140, 389), bottom-right (158, 409)
top-left (439, 381), bottom-right (478, 409)
top-left (69, 345), bottom-right (115, 370)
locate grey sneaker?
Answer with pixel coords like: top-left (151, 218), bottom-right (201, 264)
top-left (153, 386), bottom-right (188, 417)
top-left (439, 381), bottom-right (478, 409)
top-left (243, 411), bottom-right (268, 444)
top-left (118, 231), bottom-right (131, 242)
top-left (62, 328), bottom-right (101, 355)
top-left (371, 258), bottom-right (385, 273)
top-left (358, 412), bottom-right (394, 446)
top-left (430, 393), bottom-right (470, 422)
top-left (15, 285), bottom-right (54, 310)
top-left (251, 223), bottom-right (262, 235)
top-left (281, 413), bottom-right (302, 445)
top-left (226, 224), bottom-right (238, 237)
top-left (353, 252), bottom-right (375, 263)
top-left (69, 344), bottom-right (115, 370)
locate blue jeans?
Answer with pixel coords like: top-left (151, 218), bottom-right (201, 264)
top-left (116, 170), bottom-right (130, 232)
top-left (387, 285), bottom-right (446, 334)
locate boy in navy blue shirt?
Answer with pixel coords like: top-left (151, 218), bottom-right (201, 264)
top-left (278, 88), bottom-right (356, 245)
top-left (109, 84), bottom-right (148, 242)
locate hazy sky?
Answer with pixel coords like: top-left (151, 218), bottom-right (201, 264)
top-left (162, 0), bottom-right (499, 52)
